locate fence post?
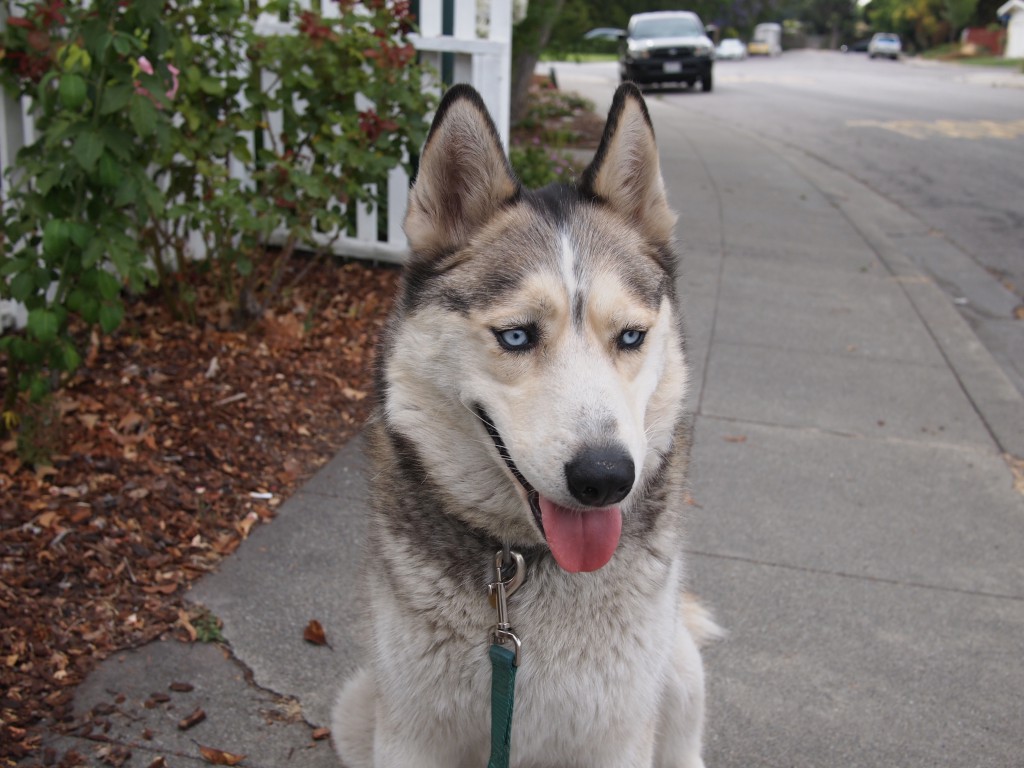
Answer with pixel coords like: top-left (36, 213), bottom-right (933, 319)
top-left (0, 91), bottom-right (25, 197)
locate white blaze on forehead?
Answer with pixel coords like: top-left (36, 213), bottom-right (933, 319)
top-left (559, 231), bottom-right (578, 305)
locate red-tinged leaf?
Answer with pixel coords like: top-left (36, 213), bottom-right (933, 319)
top-left (303, 619), bottom-right (328, 646)
top-left (198, 745), bottom-right (246, 765)
top-left (27, 29), bottom-right (50, 51)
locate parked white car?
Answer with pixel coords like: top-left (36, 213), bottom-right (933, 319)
top-left (868, 32), bottom-right (901, 59)
top-left (716, 38), bottom-right (747, 60)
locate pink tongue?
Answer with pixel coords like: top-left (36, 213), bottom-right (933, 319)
top-left (539, 497), bottom-right (622, 573)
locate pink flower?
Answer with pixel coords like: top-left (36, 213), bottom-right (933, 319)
top-left (136, 56), bottom-right (180, 104)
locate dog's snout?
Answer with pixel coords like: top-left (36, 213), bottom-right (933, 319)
top-left (565, 446), bottom-right (635, 508)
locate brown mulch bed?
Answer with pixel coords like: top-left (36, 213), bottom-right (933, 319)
top-left (0, 259), bottom-right (399, 765)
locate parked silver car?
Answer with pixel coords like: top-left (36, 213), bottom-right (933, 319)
top-left (868, 32), bottom-right (902, 60)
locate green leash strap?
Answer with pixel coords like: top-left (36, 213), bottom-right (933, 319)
top-left (486, 549), bottom-right (526, 768)
top-left (487, 643), bottom-right (518, 768)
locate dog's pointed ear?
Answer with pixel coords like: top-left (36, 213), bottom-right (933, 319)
top-left (404, 85), bottom-right (519, 258)
top-left (580, 84), bottom-right (676, 244)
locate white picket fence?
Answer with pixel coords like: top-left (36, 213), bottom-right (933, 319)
top-left (249, 0), bottom-right (512, 262)
top-left (0, 0), bottom-right (512, 267)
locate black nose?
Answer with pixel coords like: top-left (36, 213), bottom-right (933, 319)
top-left (565, 446), bottom-right (635, 508)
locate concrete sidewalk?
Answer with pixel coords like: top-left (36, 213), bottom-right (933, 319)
top-left (32, 71), bottom-right (1024, 767)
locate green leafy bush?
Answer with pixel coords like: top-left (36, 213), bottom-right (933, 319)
top-left (1, 0), bottom-right (176, 408)
top-left (154, 0), bottom-right (432, 323)
top-left (1, 0), bottom-right (432, 420)
top-left (510, 141), bottom-right (580, 189)
top-left (509, 84), bottom-right (591, 188)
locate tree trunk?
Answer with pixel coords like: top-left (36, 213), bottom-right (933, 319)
top-left (509, 0), bottom-right (567, 126)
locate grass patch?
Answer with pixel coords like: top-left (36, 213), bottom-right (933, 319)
top-left (955, 56), bottom-right (1023, 69)
top-left (920, 43), bottom-right (1023, 70)
top-left (191, 607), bottom-right (225, 643)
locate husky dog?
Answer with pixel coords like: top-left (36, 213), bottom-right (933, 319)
top-left (331, 83), bottom-right (718, 768)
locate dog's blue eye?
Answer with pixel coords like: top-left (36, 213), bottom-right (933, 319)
top-left (495, 327), bottom-right (534, 351)
top-left (619, 329), bottom-right (646, 350)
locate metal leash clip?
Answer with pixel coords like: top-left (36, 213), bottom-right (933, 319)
top-left (487, 549), bottom-right (525, 666)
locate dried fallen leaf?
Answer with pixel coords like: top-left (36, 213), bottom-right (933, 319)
top-left (178, 706), bottom-right (206, 730)
top-left (117, 411), bottom-right (145, 433)
top-left (723, 435), bottom-right (747, 443)
top-left (69, 506), bottom-right (91, 524)
top-left (1013, 304), bottom-right (1024, 320)
top-left (342, 387), bottom-right (367, 401)
top-left (170, 681), bottom-right (195, 693)
top-left (303, 619), bottom-right (328, 646)
top-left (1005, 453), bottom-right (1024, 497)
top-left (78, 413), bottom-right (101, 430)
top-left (311, 727), bottom-right (331, 741)
top-left (205, 356), bottom-right (220, 379)
top-left (236, 511), bottom-right (259, 539)
top-left (177, 610), bottom-right (198, 643)
top-left (198, 745), bottom-right (246, 765)
top-left (35, 464), bottom-right (58, 480)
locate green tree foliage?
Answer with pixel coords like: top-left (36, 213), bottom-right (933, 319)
top-left (789, 0), bottom-right (857, 46)
top-left (866, 0), bottom-right (978, 48)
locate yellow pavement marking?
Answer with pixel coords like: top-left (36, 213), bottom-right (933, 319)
top-left (847, 118), bottom-right (1024, 140)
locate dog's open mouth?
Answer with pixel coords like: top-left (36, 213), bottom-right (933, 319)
top-left (476, 406), bottom-right (543, 527)
top-left (476, 406), bottom-right (623, 573)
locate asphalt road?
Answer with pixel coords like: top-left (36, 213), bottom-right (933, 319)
top-left (548, 52), bottom-right (1024, 396)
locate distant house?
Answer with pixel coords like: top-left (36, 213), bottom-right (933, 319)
top-left (998, 0), bottom-right (1024, 58)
